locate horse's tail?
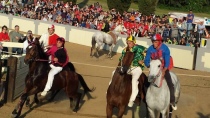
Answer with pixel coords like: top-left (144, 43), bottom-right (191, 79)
top-left (67, 62), bottom-right (76, 72)
top-left (67, 62), bottom-right (95, 93)
top-left (77, 73), bottom-right (95, 94)
top-left (91, 35), bottom-right (96, 49)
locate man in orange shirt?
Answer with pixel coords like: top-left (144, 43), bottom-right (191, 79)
top-left (39, 24), bottom-right (59, 49)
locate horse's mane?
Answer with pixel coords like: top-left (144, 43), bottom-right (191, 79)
top-left (110, 51), bottom-right (134, 93)
top-left (34, 37), bottom-right (48, 59)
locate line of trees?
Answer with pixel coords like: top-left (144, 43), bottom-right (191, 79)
top-left (106, 0), bottom-right (210, 16)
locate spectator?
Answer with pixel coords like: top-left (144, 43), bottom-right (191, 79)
top-left (9, 25), bottom-right (24, 54)
top-left (172, 37), bottom-right (178, 45)
top-left (197, 21), bottom-right (208, 47)
top-left (23, 30), bottom-right (34, 54)
top-left (179, 37), bottom-right (186, 46)
top-left (162, 24), bottom-right (171, 42)
top-left (186, 10), bottom-right (194, 37)
top-left (165, 38), bottom-right (172, 44)
top-left (171, 24), bottom-right (179, 41)
top-left (0, 25), bottom-right (10, 52)
top-left (133, 29), bottom-right (142, 37)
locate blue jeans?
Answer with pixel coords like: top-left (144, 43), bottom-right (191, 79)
top-left (187, 23), bottom-right (193, 37)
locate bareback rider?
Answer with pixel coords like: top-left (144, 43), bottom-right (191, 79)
top-left (39, 24), bottom-right (59, 50)
top-left (109, 35), bottom-right (147, 107)
top-left (144, 34), bottom-right (176, 109)
top-left (41, 37), bottom-right (69, 96)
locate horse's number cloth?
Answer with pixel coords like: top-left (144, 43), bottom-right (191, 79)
top-left (107, 31), bottom-right (117, 45)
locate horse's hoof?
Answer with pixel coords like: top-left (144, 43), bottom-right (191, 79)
top-left (171, 104), bottom-right (177, 110)
top-left (25, 104), bottom-right (30, 108)
top-left (11, 110), bottom-right (19, 118)
top-left (47, 98), bottom-right (53, 102)
top-left (72, 108), bottom-right (78, 113)
top-left (34, 99), bottom-right (40, 104)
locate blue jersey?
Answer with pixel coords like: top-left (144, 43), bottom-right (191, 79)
top-left (144, 43), bottom-right (171, 69)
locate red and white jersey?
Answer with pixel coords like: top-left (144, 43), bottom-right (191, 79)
top-left (39, 33), bottom-right (59, 47)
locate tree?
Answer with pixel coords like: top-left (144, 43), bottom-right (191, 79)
top-left (107, 0), bottom-right (132, 14)
top-left (138, 0), bottom-right (158, 15)
top-left (63, 0), bottom-right (77, 5)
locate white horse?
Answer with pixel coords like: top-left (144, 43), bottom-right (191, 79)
top-left (146, 59), bottom-right (181, 118)
top-left (90, 24), bottom-right (127, 59)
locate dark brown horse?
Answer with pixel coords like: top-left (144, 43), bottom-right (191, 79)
top-left (106, 51), bottom-right (148, 118)
top-left (11, 38), bottom-right (95, 118)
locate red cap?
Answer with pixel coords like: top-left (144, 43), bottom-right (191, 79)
top-left (48, 24), bottom-right (55, 29)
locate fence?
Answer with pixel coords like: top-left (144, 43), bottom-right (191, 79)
top-left (0, 42), bottom-right (28, 103)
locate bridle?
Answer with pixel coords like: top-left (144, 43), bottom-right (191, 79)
top-left (26, 42), bottom-right (49, 62)
top-left (151, 63), bottom-right (164, 87)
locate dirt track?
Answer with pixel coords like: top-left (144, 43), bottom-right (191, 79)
top-left (0, 42), bottom-right (210, 118)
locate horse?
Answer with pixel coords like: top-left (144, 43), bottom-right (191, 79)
top-left (90, 24), bottom-right (127, 59)
top-left (106, 51), bottom-right (148, 118)
top-left (11, 38), bottom-right (95, 118)
top-left (146, 59), bottom-right (181, 118)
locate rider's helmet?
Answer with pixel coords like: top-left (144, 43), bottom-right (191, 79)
top-left (151, 33), bottom-right (163, 47)
top-left (126, 35), bottom-right (136, 44)
top-left (151, 33), bottom-right (163, 41)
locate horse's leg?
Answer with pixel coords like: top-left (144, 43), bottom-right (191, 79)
top-left (106, 103), bottom-right (113, 118)
top-left (25, 97), bottom-right (30, 108)
top-left (90, 35), bottom-right (96, 57)
top-left (168, 105), bottom-right (173, 118)
top-left (11, 93), bottom-right (28, 118)
top-left (72, 92), bottom-right (82, 113)
top-left (69, 97), bottom-right (74, 110)
top-left (96, 46), bottom-right (100, 57)
top-left (48, 89), bottom-right (61, 102)
top-left (34, 93), bottom-right (39, 104)
top-left (108, 44), bottom-right (114, 59)
top-left (117, 106), bottom-right (126, 118)
top-left (148, 108), bottom-right (155, 118)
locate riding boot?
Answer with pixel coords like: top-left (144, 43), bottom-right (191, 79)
top-left (164, 70), bottom-right (175, 104)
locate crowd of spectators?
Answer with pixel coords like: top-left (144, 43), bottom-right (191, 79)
top-left (0, 0), bottom-right (209, 47)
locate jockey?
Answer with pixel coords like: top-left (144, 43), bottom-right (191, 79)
top-left (144, 33), bottom-right (176, 109)
top-left (41, 37), bottom-right (69, 96)
top-left (109, 35), bottom-right (147, 107)
top-left (39, 24), bottom-right (59, 50)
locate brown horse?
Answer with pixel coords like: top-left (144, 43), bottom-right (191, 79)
top-left (11, 38), bottom-right (95, 118)
top-left (106, 51), bottom-right (148, 118)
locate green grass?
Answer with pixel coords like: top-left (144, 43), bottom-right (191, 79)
top-left (76, 0), bottom-right (210, 18)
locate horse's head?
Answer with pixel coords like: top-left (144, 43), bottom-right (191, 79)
top-left (148, 59), bottom-right (163, 83)
top-left (24, 38), bottom-right (44, 64)
top-left (118, 51), bottom-right (134, 75)
top-left (114, 24), bottom-right (127, 33)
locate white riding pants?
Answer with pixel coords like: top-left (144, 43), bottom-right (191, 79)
top-left (44, 64), bottom-right (62, 92)
top-left (109, 67), bottom-right (142, 102)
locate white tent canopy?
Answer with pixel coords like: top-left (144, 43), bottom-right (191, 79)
top-left (168, 12), bottom-right (205, 24)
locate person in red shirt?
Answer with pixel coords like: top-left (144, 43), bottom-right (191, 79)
top-left (97, 21), bottom-right (103, 30)
top-left (142, 22), bottom-right (149, 36)
top-left (0, 25), bottom-right (10, 52)
top-left (129, 21), bottom-right (135, 29)
top-left (124, 19), bottom-right (130, 29)
top-left (48, 25), bottom-right (59, 46)
top-left (40, 24), bottom-right (60, 49)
